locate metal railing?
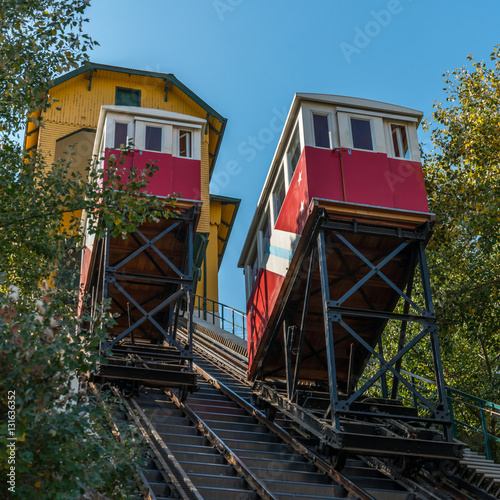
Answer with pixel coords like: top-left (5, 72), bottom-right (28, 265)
top-left (193, 295), bottom-right (246, 340)
top-left (400, 370), bottom-right (500, 460)
top-left (362, 364), bottom-right (500, 461)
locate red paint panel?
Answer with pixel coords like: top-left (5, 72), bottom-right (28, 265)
top-left (274, 152), bottom-right (309, 234)
top-left (304, 147), bottom-right (344, 202)
top-left (341, 150), bottom-right (395, 208)
top-left (171, 157), bottom-right (202, 200)
top-left (388, 158), bottom-right (429, 212)
top-left (104, 149), bottom-right (201, 200)
top-left (246, 268), bottom-right (285, 370)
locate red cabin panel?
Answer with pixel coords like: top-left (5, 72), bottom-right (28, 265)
top-left (104, 148), bottom-right (201, 200)
top-left (246, 146), bottom-right (429, 366)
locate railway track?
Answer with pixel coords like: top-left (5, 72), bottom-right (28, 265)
top-left (108, 322), bottom-right (499, 500)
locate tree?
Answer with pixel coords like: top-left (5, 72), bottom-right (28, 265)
top-left (423, 45), bottom-right (500, 453)
top-left (0, 2), bottom-right (171, 497)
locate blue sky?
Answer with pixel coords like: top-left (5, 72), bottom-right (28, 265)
top-left (86, 0), bottom-right (500, 312)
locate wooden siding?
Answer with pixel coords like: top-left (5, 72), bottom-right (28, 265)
top-left (38, 123), bottom-right (84, 166)
top-left (199, 139), bottom-right (210, 233)
top-left (40, 69), bottom-right (223, 173)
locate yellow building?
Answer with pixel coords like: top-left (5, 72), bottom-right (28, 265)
top-left (25, 62), bottom-right (239, 305)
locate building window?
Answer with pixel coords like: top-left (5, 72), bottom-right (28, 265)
top-left (114, 122), bottom-right (128, 149)
top-left (178, 130), bottom-right (192, 157)
top-left (288, 127), bottom-right (301, 175)
top-left (350, 117), bottom-right (373, 151)
top-left (115, 87), bottom-right (141, 107)
top-left (313, 113), bottom-right (331, 148)
top-left (260, 211), bottom-right (271, 263)
top-left (249, 248), bottom-right (258, 287)
top-left (391, 124), bottom-right (409, 159)
top-left (273, 171), bottom-right (286, 223)
top-left (145, 125), bottom-right (162, 151)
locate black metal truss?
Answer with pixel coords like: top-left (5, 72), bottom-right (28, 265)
top-left (257, 210), bottom-right (459, 459)
top-left (93, 208), bottom-right (198, 389)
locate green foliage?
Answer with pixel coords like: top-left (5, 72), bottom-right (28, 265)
top-left (422, 45), bottom-right (500, 456)
top-left (0, 1), bottom-right (173, 497)
top-left (0, 0), bottom-right (96, 134)
top-left (0, 289), bottom-right (145, 498)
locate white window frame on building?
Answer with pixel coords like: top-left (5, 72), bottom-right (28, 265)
top-left (271, 168), bottom-right (286, 226)
top-left (349, 116), bottom-right (375, 151)
top-left (134, 120), bottom-right (172, 153)
top-left (245, 244), bottom-right (259, 298)
top-left (175, 128), bottom-right (193, 158)
top-left (257, 209), bottom-right (271, 267)
top-left (389, 123), bottom-right (410, 159)
top-left (312, 111), bottom-right (332, 149)
top-left (286, 124), bottom-right (302, 181)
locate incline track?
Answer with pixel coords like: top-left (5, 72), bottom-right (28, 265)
top-left (109, 323), bottom-right (499, 500)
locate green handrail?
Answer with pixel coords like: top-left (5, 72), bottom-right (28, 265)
top-left (193, 294), bottom-right (246, 340)
top-left (399, 369), bottom-right (500, 460)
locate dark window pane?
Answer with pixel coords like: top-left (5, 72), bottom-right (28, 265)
top-left (274, 173), bottom-right (285, 219)
top-left (351, 118), bottom-right (373, 150)
top-left (115, 87), bottom-right (141, 106)
top-left (262, 212), bottom-right (271, 255)
top-left (179, 130), bottom-right (192, 157)
top-left (288, 128), bottom-right (301, 174)
top-left (145, 126), bottom-right (162, 151)
top-left (313, 114), bottom-right (330, 148)
top-left (114, 122), bottom-right (128, 148)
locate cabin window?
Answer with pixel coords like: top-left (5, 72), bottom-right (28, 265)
top-left (273, 171), bottom-right (286, 223)
top-left (260, 211), bottom-right (271, 263)
top-left (178, 130), bottom-right (192, 157)
top-left (115, 87), bottom-right (141, 107)
top-left (249, 248), bottom-right (258, 287)
top-left (114, 122), bottom-right (128, 149)
top-left (288, 127), bottom-right (301, 175)
top-left (145, 125), bottom-right (162, 152)
top-left (313, 113), bottom-right (331, 148)
top-left (350, 117), bottom-right (373, 151)
top-left (391, 124), bottom-right (409, 159)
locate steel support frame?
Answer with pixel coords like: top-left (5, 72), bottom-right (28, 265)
top-left (99, 210), bottom-right (197, 370)
top-left (279, 214), bottom-right (453, 443)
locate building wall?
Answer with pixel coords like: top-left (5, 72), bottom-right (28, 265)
top-left (37, 69), bottom-right (218, 234)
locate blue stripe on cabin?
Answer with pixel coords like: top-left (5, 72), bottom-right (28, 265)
top-left (268, 245), bottom-right (293, 261)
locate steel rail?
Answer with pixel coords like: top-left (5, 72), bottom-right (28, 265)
top-left (191, 330), bottom-right (248, 380)
top-left (165, 387), bottom-right (279, 500)
top-left (110, 386), bottom-right (204, 500)
top-left (188, 320), bottom-right (500, 499)
top-left (89, 383), bottom-right (155, 500)
top-left (360, 455), bottom-right (452, 500)
top-left (193, 361), bottom-right (378, 500)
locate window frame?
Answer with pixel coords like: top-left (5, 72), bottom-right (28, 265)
top-left (176, 129), bottom-right (193, 158)
top-left (389, 123), bottom-right (411, 160)
top-left (349, 116), bottom-right (375, 151)
top-left (115, 87), bottom-right (141, 107)
top-left (113, 121), bottom-right (130, 149)
top-left (312, 112), bottom-right (332, 149)
top-left (272, 168), bottom-right (286, 225)
top-left (287, 125), bottom-right (302, 179)
top-left (144, 124), bottom-right (163, 152)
